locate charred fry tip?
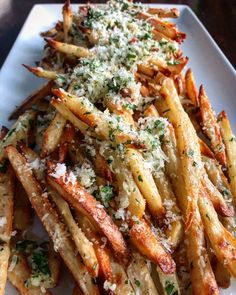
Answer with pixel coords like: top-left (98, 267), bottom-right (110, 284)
top-left (199, 84), bottom-right (205, 97)
top-left (218, 110), bottom-right (227, 120)
top-left (63, 0), bottom-right (71, 11)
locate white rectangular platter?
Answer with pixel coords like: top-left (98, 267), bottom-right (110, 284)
top-left (0, 3), bottom-right (235, 295)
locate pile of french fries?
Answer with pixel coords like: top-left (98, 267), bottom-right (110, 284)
top-left (1, 0), bottom-right (236, 294)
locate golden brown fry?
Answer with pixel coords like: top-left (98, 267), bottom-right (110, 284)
top-left (137, 12), bottom-right (186, 43)
top-left (8, 251), bottom-right (52, 295)
top-left (0, 243), bottom-right (10, 295)
top-left (127, 252), bottom-right (159, 295)
top-left (106, 259), bottom-right (133, 295)
top-left (51, 98), bottom-right (96, 137)
top-left (46, 39), bottom-right (92, 58)
top-left (130, 219), bottom-right (175, 274)
top-left (147, 7), bottom-right (180, 18)
top-left (199, 188), bottom-right (236, 278)
top-left (41, 112), bottom-right (67, 158)
top-left (0, 110), bottom-right (36, 163)
top-left (202, 175), bottom-right (233, 217)
top-left (49, 189), bottom-right (99, 277)
top-left (23, 64), bottom-right (58, 80)
top-left (76, 213), bottom-right (113, 282)
top-left (212, 257), bottom-right (231, 289)
top-left (63, 0), bottom-right (73, 42)
top-left (5, 146), bottom-right (99, 295)
top-left (160, 78), bottom-right (201, 229)
top-left (199, 85), bottom-right (226, 167)
top-left (198, 138), bottom-right (215, 159)
top-left (52, 88), bottom-right (143, 147)
top-left (13, 180), bottom-right (33, 231)
top-left (9, 80), bottom-right (54, 120)
top-left (58, 123), bottom-right (76, 163)
top-left (186, 209), bottom-right (219, 295)
top-left (218, 111), bottom-right (236, 202)
top-left (126, 148), bottom-right (165, 219)
top-left (185, 68), bottom-right (198, 106)
top-left (47, 161), bottom-right (130, 266)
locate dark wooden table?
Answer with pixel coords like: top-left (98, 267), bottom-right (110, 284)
top-left (0, 0), bottom-right (235, 68)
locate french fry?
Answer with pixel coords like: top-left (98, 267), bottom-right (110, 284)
top-left (127, 251), bottom-right (159, 295)
top-left (47, 242), bottom-right (61, 288)
top-left (47, 160), bottom-right (130, 266)
top-left (156, 266), bottom-right (181, 295)
top-left (13, 180), bottom-right (33, 231)
top-left (199, 86), bottom-right (226, 167)
top-left (0, 110), bottom-right (36, 163)
top-left (130, 218), bottom-right (175, 274)
top-left (58, 123), bottom-right (76, 162)
top-left (137, 12), bottom-right (186, 43)
top-left (63, 0), bottom-right (73, 42)
top-left (9, 80), bottom-right (55, 120)
top-left (73, 286), bottom-right (83, 295)
top-left (49, 189), bottom-right (99, 277)
top-left (198, 138), bottom-right (215, 159)
top-left (212, 257), bottom-right (231, 289)
top-left (160, 78), bottom-right (202, 229)
top-left (202, 174), bottom-right (233, 217)
top-left (0, 166), bottom-right (14, 295)
top-left (110, 259), bottom-right (134, 295)
top-left (111, 155), bottom-right (146, 219)
top-left (51, 98), bottom-right (96, 137)
top-left (185, 68), bottom-right (198, 106)
top-left (23, 64), bottom-right (58, 80)
top-left (186, 209), bottom-right (219, 295)
top-left (41, 112), bottom-right (67, 158)
top-left (8, 251), bottom-right (52, 295)
top-left (46, 39), bottom-right (92, 58)
top-left (5, 146), bottom-right (99, 295)
top-left (126, 148), bottom-right (165, 219)
top-left (52, 88), bottom-right (143, 147)
top-left (218, 111), bottom-right (236, 202)
top-left (75, 213), bottom-right (113, 282)
top-left (199, 188), bottom-right (236, 278)
top-left (147, 7), bottom-right (180, 18)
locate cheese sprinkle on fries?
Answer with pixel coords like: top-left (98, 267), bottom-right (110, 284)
top-left (1, 1), bottom-right (236, 294)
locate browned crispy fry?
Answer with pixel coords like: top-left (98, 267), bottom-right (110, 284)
top-left (185, 68), bottom-right (198, 106)
top-left (211, 257), bottom-right (231, 289)
top-left (23, 64), bottom-right (58, 80)
top-left (91, 151), bottom-right (113, 182)
top-left (198, 138), bottom-right (215, 159)
top-left (199, 85), bottom-right (226, 167)
top-left (130, 219), bottom-right (175, 274)
top-left (137, 12), bottom-right (186, 43)
top-left (5, 146), bottom-right (99, 295)
top-left (52, 88), bottom-right (143, 148)
top-left (152, 30), bottom-right (171, 42)
top-left (48, 242), bottom-right (61, 288)
top-left (58, 123), bottom-right (76, 162)
top-left (202, 175), bottom-right (233, 217)
top-left (46, 39), bottom-right (92, 58)
top-left (218, 111), bottom-right (236, 202)
top-left (137, 63), bottom-right (155, 77)
top-left (13, 180), bottom-right (33, 231)
top-left (147, 7), bottom-right (180, 18)
top-left (63, 0), bottom-right (73, 42)
top-left (41, 112), bottom-right (67, 158)
top-left (76, 213), bottom-right (113, 282)
top-left (51, 98), bottom-right (96, 137)
top-left (149, 56), bottom-right (189, 77)
top-left (0, 110), bottom-right (36, 163)
top-left (73, 286), bottom-right (83, 295)
top-left (0, 127), bottom-right (9, 141)
top-left (199, 187), bottom-right (236, 278)
top-left (8, 251), bottom-right (52, 295)
top-left (9, 80), bottom-right (55, 120)
top-left (47, 161), bottom-right (130, 266)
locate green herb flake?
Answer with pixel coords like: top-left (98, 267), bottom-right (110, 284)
top-left (138, 175), bottom-right (143, 182)
top-left (134, 279), bottom-right (141, 287)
